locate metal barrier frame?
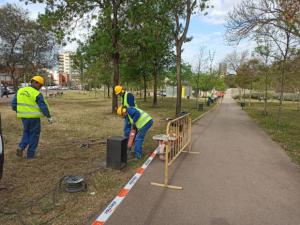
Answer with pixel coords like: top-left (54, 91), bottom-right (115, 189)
top-left (151, 113), bottom-right (197, 190)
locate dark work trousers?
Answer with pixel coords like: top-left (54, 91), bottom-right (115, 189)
top-left (19, 118), bottom-right (41, 158)
top-left (134, 119), bottom-right (153, 159)
top-left (124, 116), bottom-right (131, 139)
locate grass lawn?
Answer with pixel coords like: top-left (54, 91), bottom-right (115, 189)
top-left (244, 101), bottom-right (300, 166)
top-left (0, 91), bottom-right (213, 225)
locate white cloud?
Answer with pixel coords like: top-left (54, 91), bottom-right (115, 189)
top-left (181, 0), bottom-right (259, 69)
top-left (182, 31), bottom-right (255, 70)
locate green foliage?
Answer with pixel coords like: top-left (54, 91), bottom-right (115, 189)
top-left (224, 76), bottom-right (237, 88)
top-left (181, 63), bottom-right (193, 82)
top-left (246, 102), bottom-right (300, 166)
top-left (72, 28), bottom-right (113, 89)
top-left (236, 59), bottom-right (260, 89)
top-left (198, 74), bottom-right (215, 92)
top-left (214, 77), bottom-right (226, 91)
top-left (120, 0), bottom-right (175, 89)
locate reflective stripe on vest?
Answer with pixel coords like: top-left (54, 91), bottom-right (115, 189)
top-left (121, 92), bottom-right (137, 108)
top-left (17, 86), bottom-right (43, 118)
top-left (128, 108), bottom-right (152, 129)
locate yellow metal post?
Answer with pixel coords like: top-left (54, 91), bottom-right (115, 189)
top-left (164, 143), bottom-right (169, 186)
top-left (183, 115), bottom-right (199, 154)
top-left (150, 141), bottom-right (183, 190)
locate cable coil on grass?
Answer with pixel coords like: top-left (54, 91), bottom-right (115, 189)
top-left (60, 176), bottom-right (87, 193)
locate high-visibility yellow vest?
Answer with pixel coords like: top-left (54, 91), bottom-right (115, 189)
top-left (17, 86), bottom-right (46, 118)
top-left (128, 108), bottom-right (152, 129)
top-left (121, 92), bottom-right (137, 108)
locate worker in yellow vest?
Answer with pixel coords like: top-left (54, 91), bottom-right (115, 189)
top-left (11, 75), bottom-right (52, 159)
top-left (114, 85), bottom-right (136, 139)
top-left (117, 106), bottom-right (153, 159)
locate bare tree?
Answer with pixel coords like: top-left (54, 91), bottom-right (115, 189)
top-left (255, 27), bottom-right (273, 116)
top-left (0, 4), bottom-right (29, 89)
top-left (208, 50), bottom-right (215, 75)
top-left (285, 56), bottom-right (300, 111)
top-left (193, 47), bottom-right (208, 106)
top-left (226, 0), bottom-right (300, 119)
top-left (259, 26), bottom-right (299, 118)
top-left (22, 23), bottom-right (57, 76)
top-left (0, 4), bottom-right (57, 89)
top-left (224, 50), bottom-right (248, 101)
top-left (172, 0), bottom-right (196, 115)
top-left (225, 0), bottom-right (300, 43)
top-left (224, 50), bottom-right (248, 74)
top-left (171, 0), bottom-right (209, 116)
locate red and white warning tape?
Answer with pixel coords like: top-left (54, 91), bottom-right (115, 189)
top-left (92, 144), bottom-right (164, 225)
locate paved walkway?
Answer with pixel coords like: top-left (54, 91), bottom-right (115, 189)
top-left (106, 95), bottom-right (300, 225)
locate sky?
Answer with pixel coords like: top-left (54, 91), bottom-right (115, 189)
top-left (0, 0), bottom-right (254, 70)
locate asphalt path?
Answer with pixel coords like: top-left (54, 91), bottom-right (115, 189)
top-left (105, 94), bottom-right (300, 225)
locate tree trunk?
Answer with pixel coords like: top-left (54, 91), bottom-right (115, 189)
top-left (172, 86), bottom-right (175, 98)
top-left (298, 90), bottom-right (300, 111)
top-left (139, 88), bottom-right (142, 99)
top-left (143, 75), bottom-right (147, 102)
top-left (238, 87), bottom-right (242, 102)
top-left (107, 84), bottom-right (110, 98)
top-left (153, 62), bottom-right (158, 106)
top-left (10, 69), bottom-right (18, 91)
top-left (195, 87), bottom-right (199, 109)
top-left (175, 43), bottom-right (182, 115)
top-left (278, 60), bottom-right (285, 120)
top-left (111, 0), bottom-right (119, 113)
top-left (249, 81), bottom-right (252, 106)
top-left (264, 71), bottom-right (268, 116)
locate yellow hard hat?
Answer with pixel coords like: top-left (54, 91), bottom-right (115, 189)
top-left (31, 75), bottom-right (44, 85)
top-left (117, 106), bottom-right (127, 116)
top-left (114, 85), bottom-right (123, 95)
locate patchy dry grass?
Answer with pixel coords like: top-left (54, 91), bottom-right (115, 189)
top-left (245, 102), bottom-right (300, 166)
top-left (0, 91), bottom-right (211, 225)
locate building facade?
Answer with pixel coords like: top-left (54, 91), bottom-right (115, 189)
top-left (218, 63), bottom-right (227, 77)
top-left (58, 51), bottom-right (79, 83)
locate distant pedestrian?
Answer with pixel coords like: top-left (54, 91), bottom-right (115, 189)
top-left (207, 92), bottom-right (213, 106)
top-left (11, 75), bottom-right (52, 159)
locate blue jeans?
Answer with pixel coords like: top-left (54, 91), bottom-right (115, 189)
top-left (134, 119), bottom-right (153, 158)
top-left (19, 118), bottom-right (41, 158)
top-left (124, 116), bottom-right (131, 139)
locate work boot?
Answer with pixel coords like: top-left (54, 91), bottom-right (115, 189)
top-left (127, 150), bottom-right (135, 160)
top-left (129, 157), bottom-right (139, 162)
top-left (16, 148), bottom-right (24, 157)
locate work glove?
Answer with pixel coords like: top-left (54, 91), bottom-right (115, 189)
top-left (47, 117), bottom-right (53, 124)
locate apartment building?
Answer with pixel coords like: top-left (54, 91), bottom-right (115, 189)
top-left (58, 51), bottom-right (79, 82)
